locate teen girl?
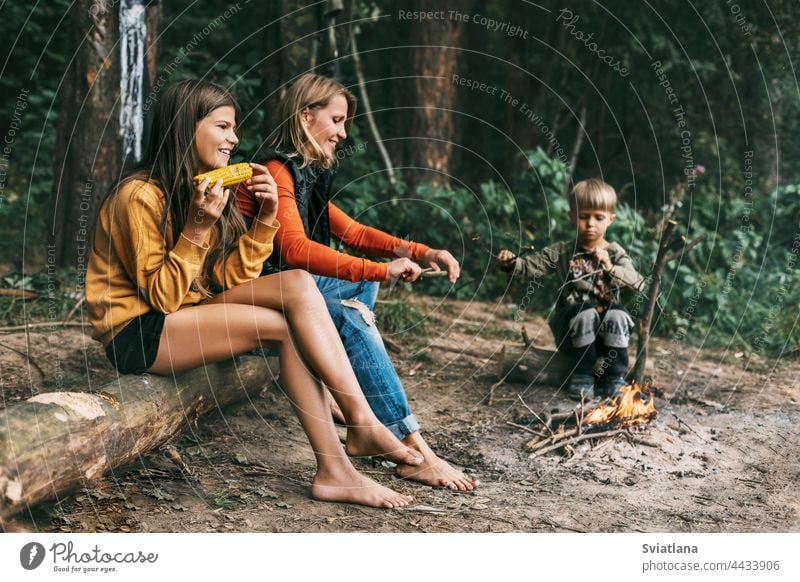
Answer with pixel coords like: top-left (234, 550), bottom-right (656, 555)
top-left (86, 79), bottom-right (424, 508)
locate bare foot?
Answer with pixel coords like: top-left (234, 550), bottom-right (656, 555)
top-left (312, 468), bottom-right (412, 508)
top-left (345, 423), bottom-right (424, 466)
top-left (395, 432), bottom-right (480, 491)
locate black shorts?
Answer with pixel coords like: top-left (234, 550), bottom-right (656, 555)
top-left (105, 310), bottom-right (166, 374)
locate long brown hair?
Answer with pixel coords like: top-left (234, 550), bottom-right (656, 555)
top-left (271, 74), bottom-right (357, 169)
top-left (116, 80), bottom-right (247, 295)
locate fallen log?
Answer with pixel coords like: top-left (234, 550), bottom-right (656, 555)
top-left (497, 344), bottom-right (655, 388)
top-left (0, 354), bottom-right (279, 521)
top-left (496, 345), bottom-right (574, 386)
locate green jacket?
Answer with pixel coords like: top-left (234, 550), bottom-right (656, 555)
top-left (512, 240), bottom-right (645, 310)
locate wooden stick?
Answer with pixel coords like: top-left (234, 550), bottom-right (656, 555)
top-left (0, 321), bottom-right (88, 334)
top-left (65, 295), bottom-right (86, 321)
top-left (521, 325), bottom-right (532, 348)
top-left (632, 217), bottom-right (678, 384)
top-left (427, 342), bottom-right (499, 360)
top-left (516, 395), bottom-right (555, 436)
top-left (348, 21), bottom-right (396, 186)
top-left (529, 428), bottom-right (624, 458)
top-left (0, 289), bottom-right (39, 299)
top-left (505, 421), bottom-right (547, 437)
top-left (527, 427), bottom-right (579, 451)
top-left (666, 232), bottom-right (708, 263)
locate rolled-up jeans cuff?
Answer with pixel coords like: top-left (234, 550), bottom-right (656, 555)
top-left (385, 414), bottom-right (420, 440)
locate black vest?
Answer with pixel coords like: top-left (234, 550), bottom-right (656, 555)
top-left (251, 149), bottom-right (336, 275)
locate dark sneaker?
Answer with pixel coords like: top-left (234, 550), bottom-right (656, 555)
top-left (596, 376), bottom-right (626, 399)
top-left (567, 373), bottom-right (595, 401)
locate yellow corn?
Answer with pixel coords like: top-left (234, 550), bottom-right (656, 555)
top-left (193, 162), bottom-right (252, 188)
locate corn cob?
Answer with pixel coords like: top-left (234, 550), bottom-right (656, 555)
top-left (193, 162), bottom-right (252, 188)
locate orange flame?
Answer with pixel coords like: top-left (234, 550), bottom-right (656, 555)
top-left (583, 381), bottom-right (657, 427)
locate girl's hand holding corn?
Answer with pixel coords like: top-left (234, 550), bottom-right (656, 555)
top-left (185, 177), bottom-right (229, 246)
top-left (245, 162), bottom-right (279, 223)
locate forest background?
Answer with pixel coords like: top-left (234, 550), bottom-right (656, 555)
top-left (0, 0), bottom-right (798, 362)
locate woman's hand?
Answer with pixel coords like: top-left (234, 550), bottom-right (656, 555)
top-left (497, 249), bottom-right (517, 272)
top-left (422, 248), bottom-right (460, 284)
top-left (184, 177), bottom-right (229, 246)
top-left (385, 258), bottom-right (423, 282)
top-left (246, 163), bottom-right (279, 223)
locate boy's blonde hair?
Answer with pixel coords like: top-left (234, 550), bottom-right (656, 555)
top-left (569, 179), bottom-right (617, 213)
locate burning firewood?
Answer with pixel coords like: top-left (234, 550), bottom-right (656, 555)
top-left (516, 382), bottom-right (657, 458)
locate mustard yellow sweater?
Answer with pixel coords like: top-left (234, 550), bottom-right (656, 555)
top-left (86, 179), bottom-right (279, 345)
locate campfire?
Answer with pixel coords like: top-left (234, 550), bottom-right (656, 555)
top-left (513, 381), bottom-right (657, 458)
top-left (582, 381), bottom-right (657, 427)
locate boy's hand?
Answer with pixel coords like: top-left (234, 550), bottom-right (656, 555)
top-left (593, 247), bottom-right (613, 271)
top-left (497, 249), bottom-right (517, 272)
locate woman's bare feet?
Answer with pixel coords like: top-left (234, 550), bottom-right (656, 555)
top-left (394, 432), bottom-right (480, 491)
top-left (311, 467), bottom-right (412, 508)
top-left (344, 422), bottom-right (424, 466)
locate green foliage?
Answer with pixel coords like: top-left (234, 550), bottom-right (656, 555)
top-left (1, 0), bottom-right (798, 358)
top-left (376, 298), bottom-right (428, 336)
top-left (0, 267), bottom-right (82, 325)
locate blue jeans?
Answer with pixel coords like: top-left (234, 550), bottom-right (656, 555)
top-left (313, 275), bottom-right (420, 440)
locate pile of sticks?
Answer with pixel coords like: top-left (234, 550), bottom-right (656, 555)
top-left (510, 396), bottom-right (656, 458)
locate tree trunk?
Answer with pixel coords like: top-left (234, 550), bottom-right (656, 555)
top-left (48, 0), bottom-right (122, 269)
top-left (261, 1), bottom-right (322, 143)
top-left (0, 356), bottom-right (278, 521)
top-left (144, 0), bottom-right (163, 100)
top-left (405, 0), bottom-right (476, 190)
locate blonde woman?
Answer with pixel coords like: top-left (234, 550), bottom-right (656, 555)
top-left (237, 74), bottom-right (478, 490)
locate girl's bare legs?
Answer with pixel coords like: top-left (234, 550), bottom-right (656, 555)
top-left (205, 270), bottom-right (423, 466)
top-left (148, 303), bottom-right (411, 508)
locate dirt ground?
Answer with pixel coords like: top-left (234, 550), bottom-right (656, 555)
top-left (1, 296), bottom-right (798, 533)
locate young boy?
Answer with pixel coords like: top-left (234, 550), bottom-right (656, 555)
top-left (498, 179), bottom-right (645, 400)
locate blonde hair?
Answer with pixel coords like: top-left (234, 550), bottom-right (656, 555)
top-left (271, 74), bottom-right (357, 169)
top-left (569, 179), bottom-right (617, 213)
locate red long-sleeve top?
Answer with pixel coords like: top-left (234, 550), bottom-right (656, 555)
top-left (236, 160), bottom-right (432, 282)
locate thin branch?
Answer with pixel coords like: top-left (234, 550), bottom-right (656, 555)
top-left (349, 23), bottom-right (396, 185)
top-left (0, 322), bottom-right (88, 334)
top-left (666, 233), bottom-right (708, 263)
top-left (529, 429), bottom-right (624, 458)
